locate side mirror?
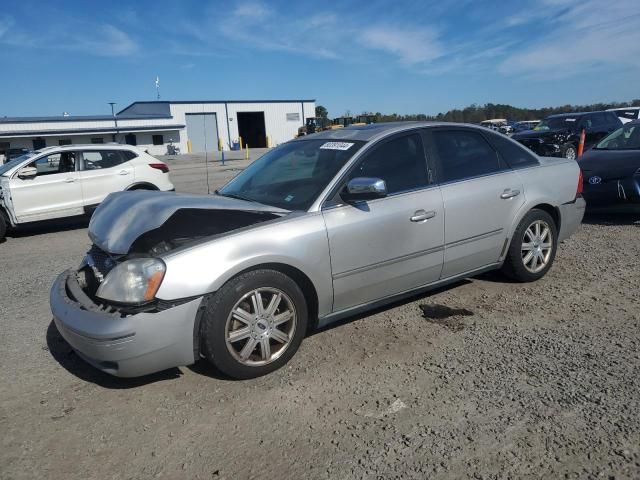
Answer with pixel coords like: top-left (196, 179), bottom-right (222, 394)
top-left (17, 166), bottom-right (38, 179)
top-left (342, 177), bottom-right (387, 201)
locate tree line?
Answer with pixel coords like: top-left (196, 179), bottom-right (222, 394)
top-left (318, 100), bottom-right (640, 124)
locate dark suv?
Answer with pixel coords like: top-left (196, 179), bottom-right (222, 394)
top-left (512, 111), bottom-right (622, 160)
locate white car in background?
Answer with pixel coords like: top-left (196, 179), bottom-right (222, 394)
top-left (607, 107), bottom-right (640, 124)
top-left (0, 144), bottom-right (174, 240)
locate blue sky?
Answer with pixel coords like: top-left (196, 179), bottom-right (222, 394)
top-left (1, 0), bottom-right (639, 118)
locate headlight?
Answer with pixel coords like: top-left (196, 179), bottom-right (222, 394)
top-left (96, 258), bottom-right (165, 304)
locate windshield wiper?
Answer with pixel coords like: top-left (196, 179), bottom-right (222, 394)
top-left (215, 191), bottom-right (258, 203)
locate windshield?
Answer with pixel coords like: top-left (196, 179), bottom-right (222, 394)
top-left (0, 152), bottom-right (37, 176)
top-left (534, 117), bottom-right (579, 131)
top-left (595, 125), bottom-right (640, 150)
top-left (219, 139), bottom-right (365, 210)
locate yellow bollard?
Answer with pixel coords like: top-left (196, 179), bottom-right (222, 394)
top-left (267, 135), bottom-right (271, 148)
top-left (245, 144), bottom-right (249, 160)
top-left (218, 138), bottom-right (222, 151)
top-left (187, 139), bottom-right (192, 153)
top-left (239, 136), bottom-right (244, 150)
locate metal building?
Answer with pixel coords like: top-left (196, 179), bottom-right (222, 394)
top-left (0, 99), bottom-right (316, 159)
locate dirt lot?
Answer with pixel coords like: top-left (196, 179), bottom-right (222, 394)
top-left (1, 153), bottom-right (639, 479)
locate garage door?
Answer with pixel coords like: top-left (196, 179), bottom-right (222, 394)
top-left (185, 113), bottom-right (219, 153)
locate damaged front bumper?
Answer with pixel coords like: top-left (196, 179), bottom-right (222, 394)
top-left (50, 270), bottom-right (202, 378)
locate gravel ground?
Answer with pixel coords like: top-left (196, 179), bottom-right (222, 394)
top-left (1, 153), bottom-right (639, 479)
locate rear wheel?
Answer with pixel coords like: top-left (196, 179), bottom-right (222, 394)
top-left (502, 209), bottom-right (558, 282)
top-left (201, 269), bottom-right (307, 379)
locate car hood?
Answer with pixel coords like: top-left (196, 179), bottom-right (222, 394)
top-left (89, 191), bottom-right (290, 255)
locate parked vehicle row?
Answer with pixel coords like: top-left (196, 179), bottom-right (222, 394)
top-left (512, 111), bottom-right (622, 160)
top-left (50, 122), bottom-right (585, 379)
top-left (0, 144), bottom-right (174, 240)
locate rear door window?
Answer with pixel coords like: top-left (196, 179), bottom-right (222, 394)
top-left (81, 150), bottom-right (126, 170)
top-left (431, 129), bottom-right (502, 183)
top-left (485, 131), bottom-right (539, 168)
top-left (592, 113), bottom-right (608, 127)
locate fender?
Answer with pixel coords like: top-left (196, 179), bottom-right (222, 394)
top-left (126, 182), bottom-right (159, 191)
top-left (0, 201), bottom-right (17, 227)
top-left (156, 212), bottom-right (335, 318)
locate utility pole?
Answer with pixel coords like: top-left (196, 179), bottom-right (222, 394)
top-left (108, 102), bottom-right (119, 142)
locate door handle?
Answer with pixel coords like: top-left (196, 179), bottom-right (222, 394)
top-left (117, 170), bottom-right (130, 175)
top-left (500, 189), bottom-right (520, 199)
top-left (410, 210), bottom-right (437, 222)
top-left (64, 177), bottom-right (76, 183)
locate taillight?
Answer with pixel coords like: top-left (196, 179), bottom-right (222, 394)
top-left (149, 163), bottom-right (169, 173)
top-left (576, 170), bottom-right (584, 196)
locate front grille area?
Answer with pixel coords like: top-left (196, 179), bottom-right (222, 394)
top-left (86, 245), bottom-right (117, 281)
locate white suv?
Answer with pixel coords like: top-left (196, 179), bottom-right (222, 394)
top-left (0, 144), bottom-right (174, 240)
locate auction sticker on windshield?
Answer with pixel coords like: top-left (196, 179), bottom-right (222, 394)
top-left (320, 142), bottom-right (354, 151)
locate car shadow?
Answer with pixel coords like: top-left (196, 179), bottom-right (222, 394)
top-left (46, 321), bottom-right (182, 388)
top-left (8, 216), bottom-right (90, 238)
top-left (582, 209), bottom-right (640, 226)
top-left (186, 361), bottom-right (239, 381)
top-left (309, 278), bottom-right (473, 336)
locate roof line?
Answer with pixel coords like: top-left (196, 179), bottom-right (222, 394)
top-left (0, 125), bottom-right (185, 138)
top-left (0, 115), bottom-right (173, 124)
top-left (117, 99), bottom-right (316, 114)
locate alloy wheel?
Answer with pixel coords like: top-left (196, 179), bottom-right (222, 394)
top-left (225, 288), bottom-right (297, 366)
top-left (521, 220), bottom-right (553, 273)
top-left (565, 147), bottom-right (576, 160)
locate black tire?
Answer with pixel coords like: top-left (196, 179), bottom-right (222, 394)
top-left (0, 213), bottom-right (6, 241)
top-left (201, 269), bottom-right (308, 379)
top-left (561, 143), bottom-right (577, 160)
top-left (501, 209), bottom-right (558, 282)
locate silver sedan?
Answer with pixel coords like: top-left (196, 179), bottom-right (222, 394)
top-left (50, 122), bottom-right (586, 379)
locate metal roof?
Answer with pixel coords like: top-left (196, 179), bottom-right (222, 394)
top-left (0, 113), bottom-right (173, 124)
top-left (0, 124), bottom-right (185, 138)
top-left (117, 99), bottom-right (316, 115)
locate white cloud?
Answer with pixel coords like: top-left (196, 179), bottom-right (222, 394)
top-left (0, 18), bottom-right (138, 57)
top-left (79, 25), bottom-right (138, 56)
top-left (0, 14), bottom-right (15, 38)
top-left (233, 2), bottom-right (271, 20)
top-left (499, 0), bottom-right (640, 77)
top-left (360, 26), bottom-right (443, 65)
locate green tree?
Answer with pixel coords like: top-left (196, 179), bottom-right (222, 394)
top-left (315, 105), bottom-right (328, 119)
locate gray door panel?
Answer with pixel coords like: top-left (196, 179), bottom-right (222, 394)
top-left (324, 188), bottom-right (444, 312)
top-left (185, 113), bottom-right (219, 153)
top-left (440, 171), bottom-right (524, 278)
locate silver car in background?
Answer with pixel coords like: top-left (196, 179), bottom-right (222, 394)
top-left (50, 122), bottom-right (586, 379)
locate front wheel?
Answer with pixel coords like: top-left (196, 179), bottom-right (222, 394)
top-left (0, 214), bottom-right (6, 241)
top-left (501, 209), bottom-right (558, 282)
top-left (201, 269), bottom-right (308, 379)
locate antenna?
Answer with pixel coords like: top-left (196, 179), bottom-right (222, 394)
top-left (202, 109), bottom-right (211, 194)
top-left (155, 76), bottom-right (160, 100)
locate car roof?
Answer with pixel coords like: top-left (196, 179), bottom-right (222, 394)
top-left (547, 110), bottom-right (613, 119)
top-left (607, 106), bottom-right (640, 111)
top-left (34, 144), bottom-right (138, 153)
top-left (291, 121), bottom-right (488, 143)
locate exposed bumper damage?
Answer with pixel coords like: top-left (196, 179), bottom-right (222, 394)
top-left (88, 191), bottom-right (289, 255)
top-left (51, 270), bottom-right (203, 377)
top-left (50, 191), bottom-right (293, 376)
